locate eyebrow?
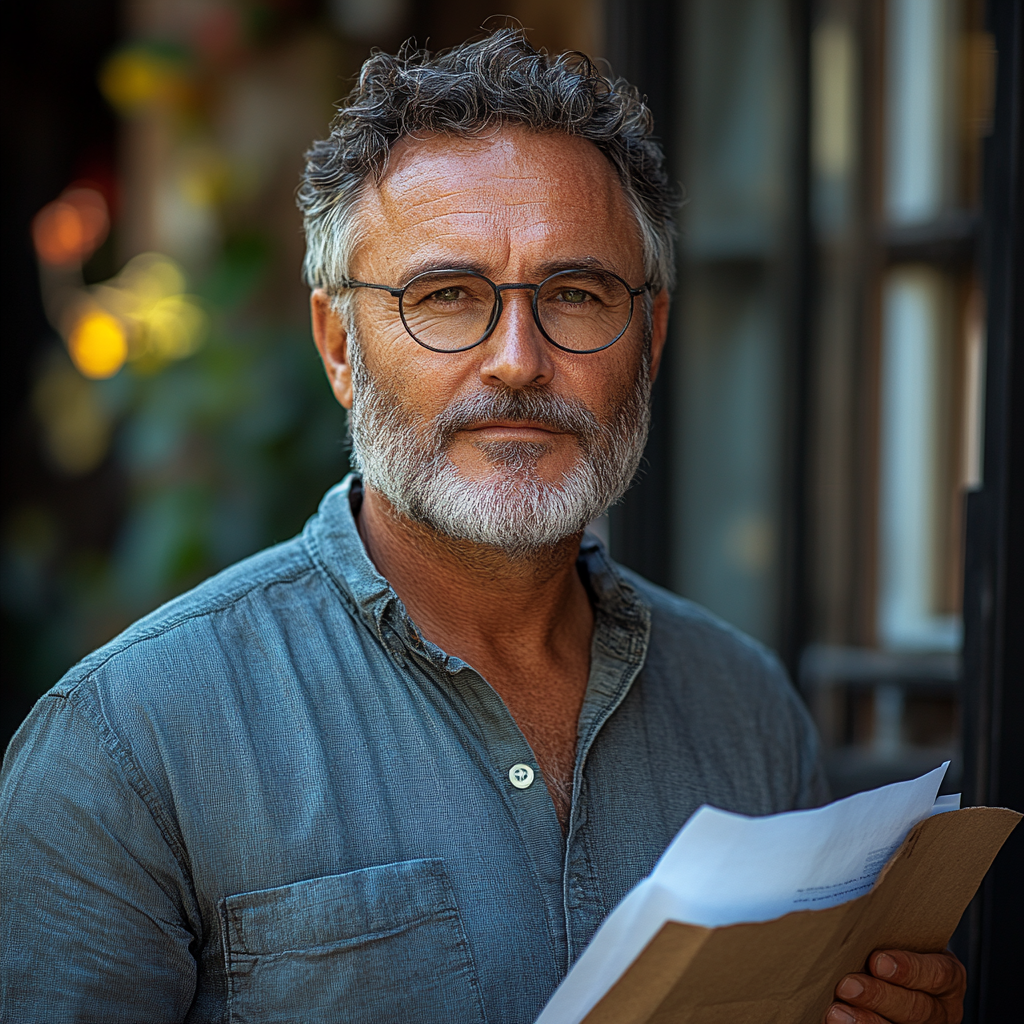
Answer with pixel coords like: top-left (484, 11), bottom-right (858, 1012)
top-left (532, 256), bottom-right (615, 278)
top-left (394, 257), bottom-right (492, 283)
top-left (393, 253), bottom-right (619, 285)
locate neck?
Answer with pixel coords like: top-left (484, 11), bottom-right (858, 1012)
top-left (355, 482), bottom-right (594, 664)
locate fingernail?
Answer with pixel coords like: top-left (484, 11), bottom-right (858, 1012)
top-left (875, 953), bottom-right (898, 978)
top-left (827, 1007), bottom-right (856, 1024)
top-left (836, 977), bottom-right (864, 999)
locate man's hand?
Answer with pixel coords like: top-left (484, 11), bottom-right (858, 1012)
top-left (825, 949), bottom-right (966, 1023)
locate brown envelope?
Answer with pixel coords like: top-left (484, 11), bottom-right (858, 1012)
top-left (582, 806), bottom-right (1021, 1024)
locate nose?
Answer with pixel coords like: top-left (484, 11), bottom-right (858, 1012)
top-left (477, 288), bottom-right (555, 389)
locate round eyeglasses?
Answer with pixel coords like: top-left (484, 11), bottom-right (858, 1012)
top-left (339, 268), bottom-right (651, 354)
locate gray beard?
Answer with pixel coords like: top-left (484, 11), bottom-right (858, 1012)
top-left (346, 336), bottom-right (652, 558)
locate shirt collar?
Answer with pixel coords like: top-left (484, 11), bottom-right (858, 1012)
top-left (304, 473), bottom-right (651, 683)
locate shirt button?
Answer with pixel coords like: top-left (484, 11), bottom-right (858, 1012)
top-left (508, 763), bottom-right (535, 789)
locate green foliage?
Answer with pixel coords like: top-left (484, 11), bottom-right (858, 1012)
top-left (4, 233), bottom-right (347, 694)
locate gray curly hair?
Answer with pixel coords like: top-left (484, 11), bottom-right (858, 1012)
top-left (297, 29), bottom-right (676, 310)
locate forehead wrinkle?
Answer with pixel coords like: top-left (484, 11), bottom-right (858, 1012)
top-left (358, 129), bottom-right (641, 280)
top-left (380, 151), bottom-right (623, 220)
top-left (382, 193), bottom-right (601, 241)
top-left (377, 136), bottom-right (624, 214)
top-left (378, 180), bottom-right (560, 223)
top-left (369, 204), bottom-right (629, 282)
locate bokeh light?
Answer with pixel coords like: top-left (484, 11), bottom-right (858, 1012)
top-left (144, 296), bottom-right (208, 360)
top-left (10, 0), bottom-right (359, 727)
top-left (54, 253), bottom-right (208, 380)
top-left (31, 356), bottom-right (113, 476)
top-left (68, 309), bottom-right (129, 379)
top-left (89, 253), bottom-right (209, 368)
top-left (32, 188), bottom-right (110, 266)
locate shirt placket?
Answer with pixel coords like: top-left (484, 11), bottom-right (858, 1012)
top-left (316, 479), bottom-right (651, 982)
top-left (397, 621), bottom-right (573, 975)
top-left (390, 568), bottom-right (652, 978)
top-left (563, 558), bottom-right (651, 967)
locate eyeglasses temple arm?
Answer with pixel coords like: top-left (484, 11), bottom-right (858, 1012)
top-left (340, 280), bottom-right (404, 297)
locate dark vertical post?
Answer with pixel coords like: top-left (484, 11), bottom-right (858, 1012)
top-left (959, 1), bottom-right (1024, 1020)
top-left (604, 0), bottom-right (678, 588)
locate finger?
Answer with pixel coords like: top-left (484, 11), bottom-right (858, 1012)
top-left (833, 972), bottom-right (948, 1024)
top-left (824, 1002), bottom-right (891, 1024)
top-left (869, 950), bottom-right (965, 999)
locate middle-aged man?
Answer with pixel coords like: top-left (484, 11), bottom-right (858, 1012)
top-left (2, 30), bottom-right (967, 1024)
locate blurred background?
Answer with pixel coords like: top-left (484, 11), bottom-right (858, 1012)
top-left (2, 0), bottom-right (1020, 1016)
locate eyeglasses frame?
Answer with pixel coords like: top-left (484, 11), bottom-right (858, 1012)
top-left (337, 267), bottom-right (652, 354)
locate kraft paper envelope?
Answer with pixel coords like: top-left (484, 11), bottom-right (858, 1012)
top-left (580, 806), bottom-right (1020, 1024)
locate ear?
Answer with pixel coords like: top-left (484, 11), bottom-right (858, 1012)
top-left (311, 289), bottom-right (353, 409)
top-left (647, 288), bottom-right (671, 383)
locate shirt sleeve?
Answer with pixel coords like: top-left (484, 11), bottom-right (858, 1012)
top-left (791, 683), bottom-right (831, 810)
top-left (1, 689), bottom-right (199, 1023)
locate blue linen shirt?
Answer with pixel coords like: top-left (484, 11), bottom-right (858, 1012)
top-left (1, 475), bottom-right (826, 1023)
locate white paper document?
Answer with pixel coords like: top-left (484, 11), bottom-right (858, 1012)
top-left (536, 763), bottom-right (956, 1024)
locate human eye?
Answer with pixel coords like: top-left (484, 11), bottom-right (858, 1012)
top-left (542, 270), bottom-right (623, 311)
top-left (405, 274), bottom-right (487, 310)
top-left (556, 287), bottom-right (593, 305)
top-left (428, 285), bottom-right (464, 304)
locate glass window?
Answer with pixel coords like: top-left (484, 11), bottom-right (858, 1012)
top-left (801, 0), bottom-right (989, 796)
top-left (670, 0), bottom-right (795, 647)
top-left (877, 265), bottom-right (961, 652)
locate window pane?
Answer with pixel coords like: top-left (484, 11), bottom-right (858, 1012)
top-left (885, 0), bottom-right (958, 223)
top-left (877, 265), bottom-right (961, 650)
top-left (670, 0), bottom-right (793, 646)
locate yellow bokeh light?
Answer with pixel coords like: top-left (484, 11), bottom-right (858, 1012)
top-left (69, 310), bottom-right (128, 379)
top-left (32, 356), bottom-right (113, 476)
top-left (100, 49), bottom-right (190, 116)
top-left (145, 295), bottom-right (208, 359)
top-left (68, 252), bottom-right (207, 373)
top-left (118, 253), bottom-right (187, 307)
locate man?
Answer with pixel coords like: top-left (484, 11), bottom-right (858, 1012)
top-left (1, 30), bottom-right (966, 1024)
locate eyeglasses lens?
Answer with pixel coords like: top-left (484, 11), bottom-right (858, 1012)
top-left (536, 270), bottom-right (632, 352)
top-left (400, 273), bottom-right (496, 352)
top-left (400, 270), bottom-right (632, 352)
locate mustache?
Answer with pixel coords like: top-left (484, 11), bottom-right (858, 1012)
top-left (430, 386), bottom-right (601, 449)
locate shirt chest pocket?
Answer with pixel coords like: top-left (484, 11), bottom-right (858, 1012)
top-left (220, 858), bottom-right (487, 1024)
